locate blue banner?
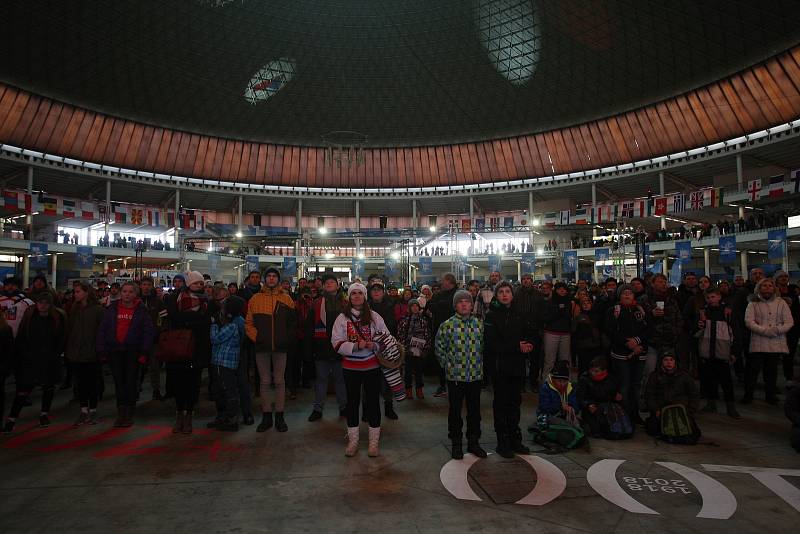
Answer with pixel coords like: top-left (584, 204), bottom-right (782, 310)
top-left (487, 254), bottom-right (502, 273)
top-left (563, 251), bottom-right (578, 273)
top-left (670, 259), bottom-right (683, 287)
top-left (351, 258), bottom-right (365, 279)
top-left (245, 255), bottom-right (260, 275)
top-left (384, 256), bottom-right (398, 278)
top-left (282, 256), bottom-right (297, 276)
top-left (474, 218), bottom-right (485, 231)
top-left (648, 260), bottom-right (663, 274)
top-left (594, 248), bottom-right (609, 265)
top-left (520, 253), bottom-right (536, 274)
top-left (30, 242), bottom-right (48, 270)
top-left (208, 254), bottom-right (221, 276)
top-left (76, 246), bottom-right (94, 269)
top-left (418, 257), bottom-right (432, 276)
top-left (768, 229), bottom-right (787, 259)
top-left (675, 241), bottom-right (692, 264)
top-left (718, 235), bottom-right (737, 264)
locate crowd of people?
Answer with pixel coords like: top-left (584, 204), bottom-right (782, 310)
top-left (1, 265), bottom-right (798, 457)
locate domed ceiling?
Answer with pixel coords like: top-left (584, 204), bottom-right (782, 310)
top-left (2, 0), bottom-right (800, 147)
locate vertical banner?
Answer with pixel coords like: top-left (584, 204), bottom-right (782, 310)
top-left (208, 254), bottom-right (221, 277)
top-left (520, 253), bottom-right (536, 274)
top-left (75, 246), bottom-right (94, 269)
top-left (29, 242), bottom-right (48, 270)
top-left (594, 248), bottom-right (609, 266)
top-left (670, 258), bottom-right (683, 287)
top-left (418, 257), bottom-right (433, 276)
top-left (351, 258), bottom-right (365, 279)
top-left (282, 256), bottom-right (297, 276)
top-left (563, 250), bottom-right (578, 273)
top-left (487, 254), bottom-right (502, 273)
top-left (649, 260), bottom-right (663, 274)
top-left (768, 229), bottom-right (787, 260)
top-left (675, 241), bottom-right (692, 264)
top-left (245, 255), bottom-right (260, 274)
top-left (718, 235), bottom-right (737, 263)
top-left (384, 256), bottom-right (398, 278)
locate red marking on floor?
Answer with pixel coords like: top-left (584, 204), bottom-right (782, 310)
top-left (93, 426), bottom-right (174, 458)
top-left (36, 427), bottom-right (131, 452)
top-left (187, 439), bottom-right (245, 461)
top-left (2, 423), bottom-right (72, 449)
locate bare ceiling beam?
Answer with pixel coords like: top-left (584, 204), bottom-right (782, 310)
top-left (594, 184), bottom-right (616, 201)
top-left (742, 154), bottom-right (789, 172)
top-left (82, 181), bottom-right (107, 200)
top-left (0, 166), bottom-right (26, 188)
top-left (160, 191), bottom-right (176, 208)
top-left (664, 172), bottom-right (697, 191)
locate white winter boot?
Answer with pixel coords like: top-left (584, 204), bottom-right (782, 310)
top-left (345, 426), bottom-right (360, 457)
top-left (368, 426), bottom-right (381, 457)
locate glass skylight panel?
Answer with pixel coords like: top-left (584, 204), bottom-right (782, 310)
top-left (243, 58), bottom-right (296, 104)
top-left (475, 0), bottom-right (541, 85)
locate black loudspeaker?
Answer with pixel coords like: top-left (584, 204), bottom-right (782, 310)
top-left (379, 216), bottom-right (388, 229)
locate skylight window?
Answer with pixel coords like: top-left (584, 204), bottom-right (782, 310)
top-left (475, 0), bottom-right (541, 85)
top-left (243, 58), bottom-right (296, 104)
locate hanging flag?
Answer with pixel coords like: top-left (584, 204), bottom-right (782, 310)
top-left (670, 193), bottom-right (686, 213)
top-left (114, 209), bottom-right (127, 224)
top-left (768, 175), bottom-right (785, 198)
top-left (768, 229), bottom-right (787, 259)
top-left (718, 235), bottom-right (736, 263)
top-left (649, 260), bottom-right (663, 274)
top-left (669, 258), bottom-right (683, 287)
top-left (81, 201), bottom-right (96, 220)
top-left (558, 210), bottom-right (570, 226)
top-left (707, 188), bottom-right (723, 208)
top-left (514, 214), bottom-right (528, 226)
top-left (747, 179), bottom-right (762, 201)
top-left (61, 198), bottom-right (76, 218)
top-left (418, 257), bottom-right (433, 276)
top-left (791, 168), bottom-right (800, 193)
top-left (384, 256), bottom-right (398, 278)
top-left (619, 201), bottom-right (633, 219)
top-left (654, 197), bottom-right (667, 216)
top-left (690, 190), bottom-right (704, 210)
top-left (562, 250), bottom-right (578, 273)
top-left (474, 218), bottom-right (485, 231)
top-left (645, 198), bottom-right (654, 217)
top-left (594, 248), bottom-right (609, 264)
top-left (571, 208), bottom-right (588, 225)
top-left (633, 199), bottom-right (646, 218)
top-left (130, 207), bottom-right (144, 225)
top-left (282, 256), bottom-right (297, 276)
top-left (503, 216), bottom-right (514, 229)
top-left (167, 211), bottom-right (175, 228)
top-left (76, 246), bottom-right (94, 269)
top-left (41, 196), bottom-right (57, 216)
top-left (461, 219), bottom-right (471, 233)
top-left (487, 254), bottom-right (502, 273)
top-left (543, 212), bottom-right (557, 227)
top-left (489, 217), bottom-right (500, 230)
top-left (245, 255), bottom-right (260, 274)
top-left (675, 240), bottom-right (692, 264)
top-left (29, 242), bottom-right (48, 270)
top-left (520, 253), bottom-right (535, 274)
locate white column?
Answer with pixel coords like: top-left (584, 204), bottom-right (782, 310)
top-left (174, 188), bottom-right (182, 271)
top-left (237, 195), bottom-right (243, 235)
top-left (412, 198), bottom-right (418, 256)
top-left (740, 249), bottom-right (748, 278)
top-left (703, 247), bottom-right (710, 277)
top-left (659, 172), bottom-right (666, 230)
top-left (529, 190), bottom-right (536, 246)
top-left (469, 195), bottom-right (475, 254)
top-left (736, 154), bottom-right (744, 192)
top-left (590, 183), bottom-right (598, 238)
top-left (23, 167), bottom-right (34, 288)
top-left (517, 260), bottom-right (521, 281)
top-left (104, 180), bottom-right (111, 239)
top-left (662, 251), bottom-right (669, 276)
top-left (470, 265), bottom-right (475, 280)
top-left (296, 198), bottom-right (303, 259)
top-left (51, 251), bottom-right (58, 290)
top-left (355, 199), bottom-right (361, 256)
top-left (783, 239), bottom-right (789, 274)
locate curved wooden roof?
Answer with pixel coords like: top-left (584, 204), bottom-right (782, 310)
top-left (2, 47), bottom-right (800, 189)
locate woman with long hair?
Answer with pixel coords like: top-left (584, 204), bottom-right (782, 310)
top-left (331, 283), bottom-right (388, 457)
top-left (65, 282), bottom-right (105, 426)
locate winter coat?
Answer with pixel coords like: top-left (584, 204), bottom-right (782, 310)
top-left (694, 304), bottom-right (733, 361)
top-left (745, 283), bottom-right (794, 354)
top-left (14, 306), bottom-right (66, 386)
top-left (571, 311), bottom-right (605, 353)
top-left (398, 312), bottom-right (433, 357)
top-left (543, 294), bottom-right (572, 334)
top-left (575, 372), bottom-right (621, 410)
top-left (0, 323), bottom-right (14, 377)
top-left (512, 286), bottom-right (544, 333)
top-left (245, 286), bottom-right (297, 352)
top-left (166, 290), bottom-right (212, 367)
top-left (331, 309), bottom-right (388, 371)
top-left (369, 298), bottom-right (398, 336)
top-left (645, 367), bottom-right (699, 414)
top-left (140, 292), bottom-right (167, 332)
top-left (484, 302), bottom-right (537, 377)
top-left (537, 378), bottom-right (578, 417)
top-left (640, 290), bottom-right (683, 349)
top-left (96, 300), bottom-right (155, 356)
top-left (65, 302), bottom-right (104, 363)
top-left (605, 303), bottom-right (648, 360)
top-left (429, 286), bottom-right (458, 335)
top-left (311, 292), bottom-right (346, 361)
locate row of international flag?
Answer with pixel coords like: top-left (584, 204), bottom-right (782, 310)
top-left (0, 190), bottom-right (205, 230)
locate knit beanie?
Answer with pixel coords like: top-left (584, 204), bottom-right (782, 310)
top-left (224, 295), bottom-right (246, 318)
top-left (420, 284), bottom-right (431, 294)
top-left (616, 283), bottom-right (634, 299)
top-left (347, 283), bottom-right (367, 298)
top-left (185, 271), bottom-right (204, 287)
top-left (774, 270), bottom-right (789, 279)
top-left (452, 289), bottom-right (472, 309)
top-left (551, 360), bottom-right (570, 380)
top-left (408, 298), bottom-right (421, 309)
top-left (264, 267), bottom-right (280, 278)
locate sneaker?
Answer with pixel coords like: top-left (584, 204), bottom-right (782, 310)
top-left (39, 414), bottom-right (51, 428)
top-left (256, 412), bottom-right (273, 432)
top-left (308, 410), bottom-right (323, 422)
top-left (73, 412), bottom-right (88, 427)
top-left (2, 420), bottom-right (15, 434)
top-left (274, 412), bottom-right (288, 433)
top-left (384, 404), bottom-right (398, 420)
top-left (433, 386), bottom-right (447, 398)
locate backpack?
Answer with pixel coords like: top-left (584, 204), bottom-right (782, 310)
top-left (659, 404), bottom-right (701, 445)
top-left (600, 402), bottom-right (633, 440)
top-left (533, 413), bottom-right (587, 451)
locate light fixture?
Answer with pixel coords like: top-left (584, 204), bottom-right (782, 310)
top-left (429, 226), bottom-right (436, 233)
top-left (319, 227), bottom-right (328, 234)
top-left (228, 248), bottom-right (234, 254)
top-left (235, 232), bottom-right (242, 238)
top-left (391, 251), bottom-right (400, 260)
top-left (324, 252), bottom-right (334, 259)
top-left (537, 248), bottom-right (544, 255)
top-left (357, 252), bottom-right (365, 259)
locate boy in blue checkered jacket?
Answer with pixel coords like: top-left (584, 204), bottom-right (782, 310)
top-left (435, 290), bottom-right (487, 460)
top-left (209, 295), bottom-right (246, 432)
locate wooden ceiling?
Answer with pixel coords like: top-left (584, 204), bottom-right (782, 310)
top-left (1, 47), bottom-right (800, 190)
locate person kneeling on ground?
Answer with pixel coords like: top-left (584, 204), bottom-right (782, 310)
top-left (575, 357), bottom-right (632, 439)
top-left (644, 354), bottom-right (701, 444)
top-left (536, 360), bottom-right (579, 424)
top-left (435, 290), bottom-right (486, 460)
top-left (208, 296), bottom-right (246, 432)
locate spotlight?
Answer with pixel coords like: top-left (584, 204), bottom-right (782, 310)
top-left (358, 252), bottom-right (365, 259)
top-left (391, 251), bottom-right (400, 260)
top-left (324, 252), bottom-right (334, 259)
top-left (235, 232), bottom-right (243, 238)
top-left (429, 226), bottom-right (436, 233)
top-left (319, 227), bottom-right (328, 234)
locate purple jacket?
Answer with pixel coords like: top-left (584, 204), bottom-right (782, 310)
top-left (96, 300), bottom-right (155, 355)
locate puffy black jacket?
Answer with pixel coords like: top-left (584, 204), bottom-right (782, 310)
top-left (605, 303), bottom-right (648, 357)
top-left (544, 294), bottom-right (572, 333)
top-left (429, 287), bottom-right (457, 336)
top-left (575, 372), bottom-right (620, 409)
top-left (369, 298), bottom-right (398, 336)
top-left (484, 302), bottom-right (536, 377)
top-left (640, 290), bottom-right (683, 349)
top-left (645, 367), bottom-right (699, 414)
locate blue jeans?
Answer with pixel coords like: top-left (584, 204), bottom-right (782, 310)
top-left (612, 357), bottom-right (645, 418)
top-left (314, 359), bottom-right (347, 413)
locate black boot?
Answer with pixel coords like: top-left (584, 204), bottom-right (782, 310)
top-left (257, 411), bottom-right (273, 432)
top-left (384, 402), bottom-right (398, 420)
top-left (467, 439), bottom-right (488, 458)
top-left (495, 434), bottom-right (514, 459)
top-left (726, 402), bottom-right (741, 419)
top-left (113, 406), bottom-right (127, 428)
top-left (510, 430), bottom-right (530, 455)
top-left (275, 412), bottom-right (288, 432)
top-left (451, 440), bottom-right (463, 460)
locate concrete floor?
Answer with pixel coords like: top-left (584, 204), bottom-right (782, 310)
top-left (1, 377), bottom-right (799, 534)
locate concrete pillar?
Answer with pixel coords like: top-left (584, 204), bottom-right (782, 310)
top-left (355, 199), bottom-right (361, 255)
top-left (516, 260), bottom-right (521, 282)
top-left (470, 265), bottom-right (475, 281)
top-left (736, 154), bottom-right (743, 192)
top-left (23, 167), bottom-right (34, 288)
top-left (659, 172), bottom-right (666, 230)
top-left (469, 195), bottom-right (475, 254)
top-left (703, 247), bottom-right (710, 277)
top-left (412, 198), bottom-right (418, 256)
top-left (740, 249), bottom-right (748, 278)
top-left (237, 195), bottom-right (243, 235)
top-left (104, 180), bottom-right (111, 239)
top-left (528, 190), bottom-right (536, 246)
top-left (174, 188), bottom-right (182, 270)
top-left (783, 239), bottom-right (789, 274)
top-left (739, 205), bottom-right (745, 221)
top-left (663, 251), bottom-right (669, 276)
top-left (590, 184), bottom-right (598, 238)
top-left (51, 252), bottom-right (58, 290)
top-left (295, 198), bottom-right (303, 260)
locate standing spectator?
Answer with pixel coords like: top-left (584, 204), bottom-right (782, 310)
top-left (428, 273), bottom-right (459, 397)
top-left (605, 285), bottom-right (648, 424)
top-left (165, 271), bottom-right (212, 434)
top-left (0, 315), bottom-right (14, 428)
top-left (332, 283), bottom-right (389, 457)
top-left (774, 270), bottom-right (800, 385)
top-left (1, 276), bottom-right (32, 337)
top-left (96, 282), bottom-right (154, 428)
top-left (308, 274), bottom-right (347, 422)
top-left (245, 267), bottom-right (296, 433)
top-left (484, 281), bottom-right (536, 458)
top-left (732, 267), bottom-right (765, 381)
top-left (542, 282), bottom-right (572, 377)
top-left (398, 298), bottom-right (432, 399)
top-left (640, 273), bottom-right (683, 377)
top-left (694, 287), bottom-right (739, 418)
top-left (139, 276), bottom-right (167, 401)
top-left (3, 293), bottom-right (66, 433)
top-left (368, 282), bottom-right (399, 419)
top-left (208, 296), bottom-right (246, 431)
top-left (514, 273), bottom-right (545, 387)
top-left (65, 282), bottom-right (104, 426)
top-left (240, 271), bottom-right (262, 302)
top-left (571, 298), bottom-right (606, 375)
top-left (435, 290), bottom-right (486, 459)
top-left (743, 278), bottom-right (794, 404)
top-left (287, 287), bottom-right (314, 399)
